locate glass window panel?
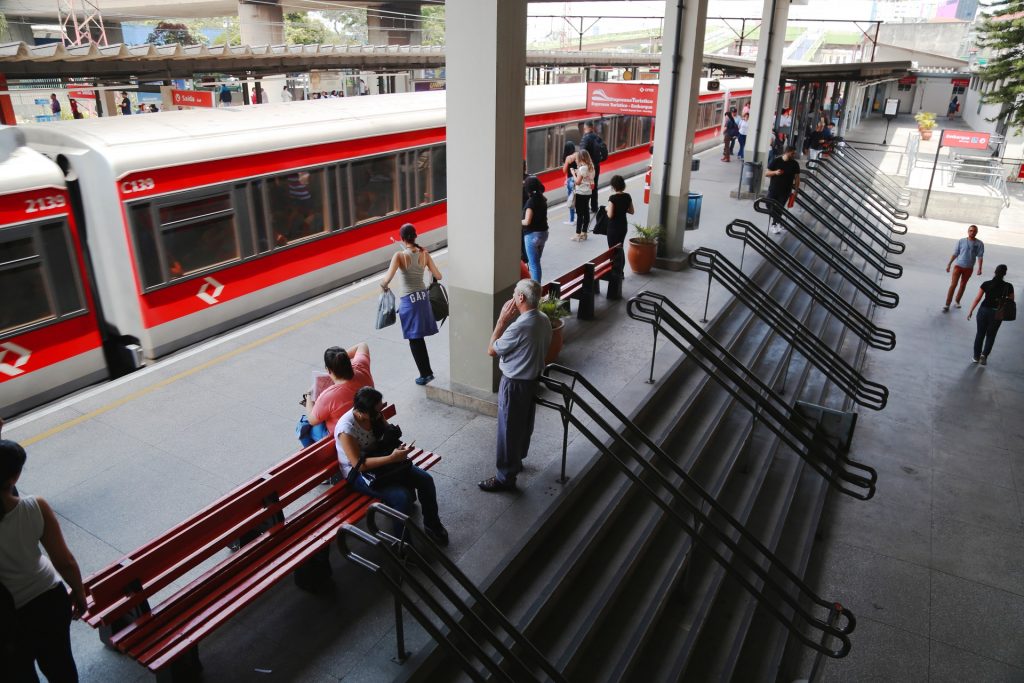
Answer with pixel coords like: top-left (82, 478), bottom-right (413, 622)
top-left (40, 222), bottom-right (83, 316)
top-left (163, 215), bottom-right (239, 279)
top-left (431, 147), bottom-right (447, 201)
top-left (526, 128), bottom-right (547, 175)
top-left (130, 203), bottom-right (164, 289)
top-left (641, 117), bottom-right (653, 144)
top-left (0, 236), bottom-right (37, 265)
top-left (0, 261), bottom-right (52, 333)
top-left (563, 122), bottom-right (583, 148)
top-left (416, 149), bottom-right (432, 205)
top-left (546, 127), bottom-right (561, 170)
top-left (614, 116), bottom-right (632, 151)
top-left (351, 156), bottom-right (397, 223)
top-left (262, 170), bottom-right (327, 246)
top-left (158, 195), bottom-right (232, 225)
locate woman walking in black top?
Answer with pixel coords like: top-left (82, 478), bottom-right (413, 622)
top-left (521, 176), bottom-right (549, 282)
top-left (967, 264), bottom-right (1014, 365)
top-left (605, 175), bottom-right (634, 249)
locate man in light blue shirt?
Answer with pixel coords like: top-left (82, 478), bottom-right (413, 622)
top-left (944, 224), bottom-right (984, 311)
top-left (479, 280), bottom-right (552, 492)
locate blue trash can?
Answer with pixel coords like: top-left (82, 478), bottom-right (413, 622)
top-left (686, 192), bottom-right (703, 230)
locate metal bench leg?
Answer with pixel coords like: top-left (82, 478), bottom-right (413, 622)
top-left (154, 646), bottom-right (202, 683)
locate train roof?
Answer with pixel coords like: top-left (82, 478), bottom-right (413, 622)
top-left (19, 84), bottom-right (589, 180)
top-left (0, 128), bottom-right (64, 196)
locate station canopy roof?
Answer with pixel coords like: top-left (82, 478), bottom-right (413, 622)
top-left (703, 53), bottom-right (913, 82)
top-left (0, 41), bottom-right (663, 80)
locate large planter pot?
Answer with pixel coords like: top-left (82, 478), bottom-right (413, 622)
top-left (545, 318), bottom-right (564, 364)
top-left (627, 238), bottom-right (657, 274)
top-left (920, 128), bottom-right (933, 141)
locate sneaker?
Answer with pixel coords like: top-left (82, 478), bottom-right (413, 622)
top-left (770, 225), bottom-right (782, 235)
top-left (423, 524), bottom-right (449, 547)
top-left (942, 305), bottom-right (949, 312)
top-left (570, 234), bottom-right (581, 241)
top-left (563, 220), bottom-right (575, 225)
top-left (980, 355), bottom-right (987, 366)
top-left (972, 356), bottom-right (979, 363)
top-left (954, 302), bottom-right (962, 309)
top-left (415, 374), bottom-right (434, 386)
top-left (478, 475), bottom-right (517, 493)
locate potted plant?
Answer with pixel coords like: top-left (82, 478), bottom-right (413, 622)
top-left (627, 223), bottom-right (663, 274)
top-left (538, 294), bottom-right (570, 363)
top-left (914, 112), bottom-right (937, 140)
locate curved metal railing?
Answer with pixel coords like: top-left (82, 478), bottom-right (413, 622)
top-left (800, 172), bottom-right (906, 254)
top-left (808, 155), bottom-right (910, 225)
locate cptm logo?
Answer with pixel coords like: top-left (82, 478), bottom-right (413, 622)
top-left (196, 277), bottom-right (225, 305)
top-left (0, 342), bottom-right (31, 377)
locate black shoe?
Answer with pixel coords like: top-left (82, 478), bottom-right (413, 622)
top-left (423, 524), bottom-right (449, 547)
top-left (478, 476), bottom-right (517, 492)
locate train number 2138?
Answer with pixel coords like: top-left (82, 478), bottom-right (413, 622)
top-left (25, 195), bottom-right (67, 213)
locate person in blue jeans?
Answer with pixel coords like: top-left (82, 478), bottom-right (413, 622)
top-left (335, 387), bottom-right (448, 545)
top-left (521, 176), bottom-right (549, 283)
top-left (561, 141), bottom-right (577, 225)
top-left (967, 264), bottom-right (1014, 366)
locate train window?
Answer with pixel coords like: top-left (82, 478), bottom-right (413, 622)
top-left (163, 212), bottom-right (239, 279)
top-left (614, 116), bottom-right (632, 152)
top-left (261, 169), bottom-right (328, 246)
top-left (0, 236), bottom-right (52, 334)
top-left (431, 146), bottom-right (446, 201)
top-left (640, 116), bottom-right (653, 145)
top-left (563, 122), bottom-right (583, 148)
top-left (129, 204), bottom-right (164, 289)
top-left (414, 149), bottom-right (432, 206)
top-left (351, 155), bottom-right (397, 223)
top-left (333, 166), bottom-right (352, 228)
top-left (526, 128), bottom-right (547, 175)
top-left (39, 222), bottom-right (84, 315)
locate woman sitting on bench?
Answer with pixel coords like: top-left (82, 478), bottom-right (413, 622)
top-left (335, 387), bottom-right (449, 546)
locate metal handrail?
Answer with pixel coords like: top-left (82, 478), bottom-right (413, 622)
top-left (725, 220), bottom-right (896, 351)
top-left (761, 196), bottom-right (905, 282)
top-left (535, 363), bottom-right (858, 659)
top-left (807, 157), bottom-right (910, 236)
top-left (809, 156), bottom-right (910, 223)
top-left (793, 188), bottom-right (905, 279)
top-left (339, 505), bottom-right (567, 683)
top-left (624, 293), bottom-right (877, 500)
top-left (832, 140), bottom-right (912, 206)
top-left (688, 248), bottom-right (888, 410)
top-left (800, 173), bottom-right (907, 254)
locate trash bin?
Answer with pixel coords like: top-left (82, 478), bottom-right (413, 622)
top-left (691, 158), bottom-right (701, 172)
top-left (686, 192), bottom-right (703, 230)
top-left (740, 161), bottom-right (762, 194)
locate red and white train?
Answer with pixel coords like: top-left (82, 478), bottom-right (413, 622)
top-left (1, 78), bottom-right (774, 416)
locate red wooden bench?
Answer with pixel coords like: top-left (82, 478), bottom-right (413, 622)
top-left (542, 243), bottom-right (623, 319)
top-left (82, 404), bottom-right (439, 682)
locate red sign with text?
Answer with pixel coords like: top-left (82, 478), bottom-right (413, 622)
top-left (942, 129), bottom-right (990, 149)
top-left (171, 89), bottom-right (214, 108)
top-left (67, 87), bottom-right (95, 100)
top-left (951, 78), bottom-right (970, 87)
top-left (587, 82), bottom-right (659, 117)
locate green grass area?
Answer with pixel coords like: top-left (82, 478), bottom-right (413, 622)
top-left (742, 26), bottom-right (805, 41)
top-left (822, 31), bottom-right (863, 46)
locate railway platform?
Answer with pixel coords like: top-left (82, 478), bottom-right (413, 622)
top-left (5, 122), bottom-right (1024, 680)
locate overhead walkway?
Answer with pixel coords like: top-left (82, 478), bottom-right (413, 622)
top-left (4, 124), bottom-right (1024, 681)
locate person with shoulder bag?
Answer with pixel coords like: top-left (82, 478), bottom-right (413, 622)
top-left (571, 149), bottom-right (595, 242)
top-left (967, 264), bottom-right (1015, 366)
top-left (335, 388), bottom-right (448, 545)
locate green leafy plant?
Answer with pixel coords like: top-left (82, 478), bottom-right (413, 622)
top-left (538, 294), bottom-right (570, 322)
top-left (914, 112), bottom-right (937, 130)
top-left (630, 223), bottom-right (664, 244)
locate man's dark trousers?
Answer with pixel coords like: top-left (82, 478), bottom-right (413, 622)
top-left (496, 375), bottom-right (538, 484)
top-left (589, 164), bottom-right (601, 213)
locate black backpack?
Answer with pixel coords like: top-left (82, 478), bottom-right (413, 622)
top-left (594, 137), bottom-right (609, 163)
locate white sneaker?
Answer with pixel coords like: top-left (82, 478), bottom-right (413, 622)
top-left (942, 305), bottom-right (949, 312)
top-left (563, 220), bottom-right (575, 225)
top-left (972, 356), bottom-right (979, 363)
top-left (954, 302), bottom-right (962, 309)
top-left (770, 225), bottom-right (782, 235)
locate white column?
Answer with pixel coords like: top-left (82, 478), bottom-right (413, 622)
top-left (445, 0), bottom-right (527, 393)
top-left (747, 0), bottom-right (792, 167)
top-left (647, 0), bottom-right (709, 265)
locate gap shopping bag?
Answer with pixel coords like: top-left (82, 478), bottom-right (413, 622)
top-left (376, 289), bottom-right (397, 329)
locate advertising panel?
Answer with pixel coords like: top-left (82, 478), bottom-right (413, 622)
top-left (586, 82), bottom-right (658, 117)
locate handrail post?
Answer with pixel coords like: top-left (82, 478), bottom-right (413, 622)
top-left (392, 593), bottom-right (409, 662)
top-left (646, 309), bottom-right (660, 384)
top-left (557, 378), bottom-right (575, 484)
top-left (807, 602), bottom-right (843, 681)
top-left (700, 271), bottom-right (712, 323)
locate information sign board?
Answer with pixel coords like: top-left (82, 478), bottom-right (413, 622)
top-left (942, 129), bottom-right (990, 150)
top-left (171, 89), bottom-right (214, 108)
top-left (884, 98), bottom-right (899, 117)
top-left (586, 82), bottom-right (658, 117)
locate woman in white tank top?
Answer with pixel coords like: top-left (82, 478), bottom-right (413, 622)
top-left (381, 223), bottom-right (443, 385)
top-left (1, 437), bottom-right (86, 681)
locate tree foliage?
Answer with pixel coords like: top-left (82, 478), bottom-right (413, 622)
top-left (974, 0), bottom-right (1024, 132)
top-left (285, 12), bottom-right (329, 45)
top-left (421, 5), bottom-right (445, 46)
top-left (145, 21), bottom-right (205, 46)
top-left (320, 9), bottom-right (367, 44)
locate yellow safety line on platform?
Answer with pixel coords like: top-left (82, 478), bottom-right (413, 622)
top-left (20, 289), bottom-right (378, 447)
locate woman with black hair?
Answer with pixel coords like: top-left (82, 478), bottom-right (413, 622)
top-left (381, 223), bottom-right (443, 386)
top-left (967, 264), bottom-right (1015, 365)
top-left (335, 387), bottom-right (448, 545)
top-left (521, 176), bottom-right (549, 282)
top-left (1, 439), bottom-right (86, 682)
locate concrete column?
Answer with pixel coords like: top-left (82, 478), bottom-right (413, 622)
top-left (367, 2), bottom-right (423, 45)
top-left (747, 0), bottom-right (791, 166)
top-left (99, 89), bottom-right (119, 117)
top-left (239, 0), bottom-right (283, 45)
top-left (444, 0), bottom-right (526, 394)
top-left (647, 0), bottom-right (709, 265)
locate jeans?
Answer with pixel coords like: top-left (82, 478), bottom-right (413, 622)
top-left (737, 134), bottom-right (747, 158)
top-left (11, 584), bottom-right (78, 683)
top-left (524, 231), bottom-right (548, 283)
top-left (575, 193), bottom-right (591, 234)
top-left (348, 465), bottom-right (442, 534)
top-left (974, 306), bottom-right (1002, 358)
top-left (565, 177), bottom-right (575, 222)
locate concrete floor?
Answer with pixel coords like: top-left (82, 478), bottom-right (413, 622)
top-left (5, 113), bottom-right (1024, 681)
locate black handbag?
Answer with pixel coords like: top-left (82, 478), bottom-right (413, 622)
top-left (593, 206), bottom-right (609, 235)
top-left (429, 278), bottom-right (449, 327)
top-left (996, 283), bottom-right (1016, 321)
top-left (347, 423), bottom-right (412, 488)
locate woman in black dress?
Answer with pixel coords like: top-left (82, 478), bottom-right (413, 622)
top-left (605, 175), bottom-right (634, 249)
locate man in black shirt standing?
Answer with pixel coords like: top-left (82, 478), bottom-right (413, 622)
top-left (764, 146), bottom-right (800, 235)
